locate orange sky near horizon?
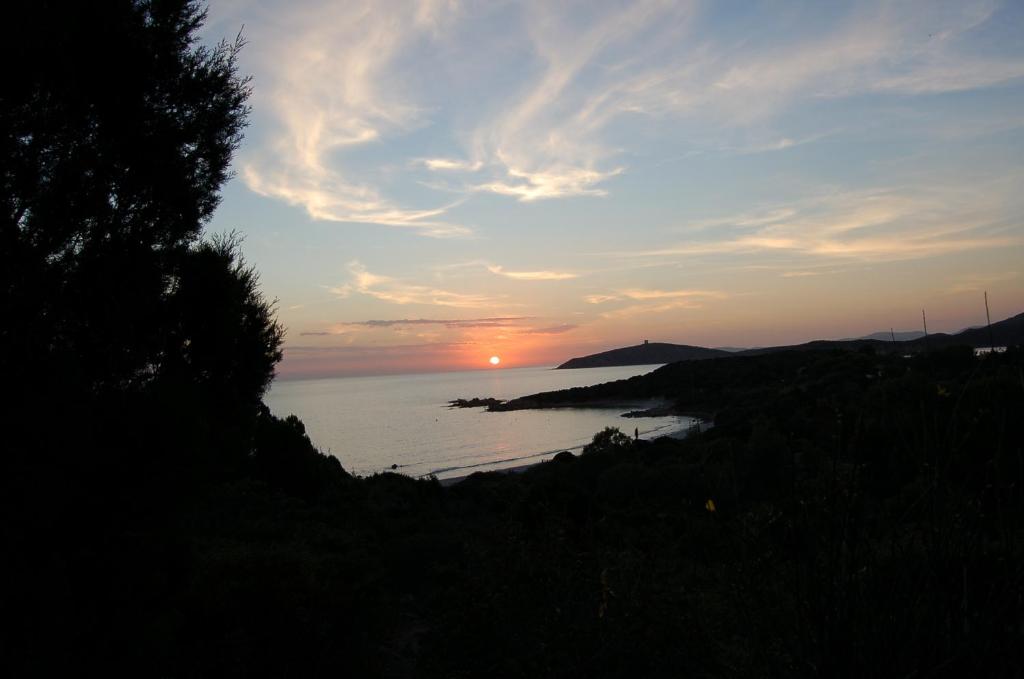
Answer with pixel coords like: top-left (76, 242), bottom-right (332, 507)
top-left (273, 285), bottom-right (1024, 380)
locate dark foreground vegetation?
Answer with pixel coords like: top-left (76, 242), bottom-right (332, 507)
top-left (11, 343), bottom-right (1024, 676)
top-left (3, 3), bottom-right (1023, 676)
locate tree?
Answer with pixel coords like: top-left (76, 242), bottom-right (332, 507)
top-left (0, 0), bottom-right (284, 447)
top-left (0, 5), bottom-right (340, 673)
top-left (0, 4), bottom-right (290, 669)
top-left (1, 1), bottom-right (255, 399)
top-left (163, 234), bottom-right (284, 406)
top-left (583, 427), bottom-right (633, 455)
top-left (0, 0), bottom-right (287, 525)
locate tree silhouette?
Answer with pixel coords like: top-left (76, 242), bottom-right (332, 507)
top-left (0, 1), bottom-right (282, 454)
top-left (1, 1), bottom-right (254, 399)
top-left (0, 4), bottom-right (292, 669)
top-left (163, 234), bottom-right (284, 406)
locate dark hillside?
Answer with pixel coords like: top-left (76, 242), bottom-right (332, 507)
top-left (738, 312), bottom-right (1024, 356)
top-left (905, 310), bottom-right (1024, 350)
top-left (496, 345), bottom-right (894, 414)
top-left (553, 312), bottom-right (1024, 368)
top-left (557, 342), bottom-right (728, 369)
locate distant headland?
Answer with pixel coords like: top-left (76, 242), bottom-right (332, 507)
top-left (556, 341), bottom-right (728, 369)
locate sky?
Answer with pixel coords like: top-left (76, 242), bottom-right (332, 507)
top-left (201, 0), bottom-right (1024, 379)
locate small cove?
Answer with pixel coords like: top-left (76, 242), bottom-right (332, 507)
top-left (266, 364), bottom-right (694, 480)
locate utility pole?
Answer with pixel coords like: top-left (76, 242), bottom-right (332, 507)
top-left (984, 291), bottom-right (995, 353)
top-left (921, 309), bottom-right (929, 352)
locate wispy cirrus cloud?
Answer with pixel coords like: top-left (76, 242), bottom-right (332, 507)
top-left (617, 289), bottom-right (728, 301)
top-left (332, 261), bottom-right (502, 308)
top-left (463, 0), bottom-right (1024, 202)
top-left (339, 317), bottom-right (526, 329)
top-left (599, 299), bottom-right (706, 319)
top-left (471, 166), bottom-right (624, 202)
top-left (465, 1), bottom-right (691, 201)
top-left (244, 165), bottom-right (471, 237)
top-left (719, 131), bottom-right (836, 156)
top-left (519, 324), bottom-right (579, 335)
top-left (417, 157), bottom-right (483, 172)
top-left (214, 0), bottom-right (1024, 225)
top-left (486, 265), bottom-right (578, 281)
top-left (586, 288), bottom-right (727, 303)
top-left (234, 1), bottom-right (471, 237)
top-left (431, 260), bottom-right (580, 281)
top-left (300, 316), bottom-right (579, 339)
top-left (584, 287), bottom-right (729, 319)
top-left (602, 181), bottom-right (1024, 263)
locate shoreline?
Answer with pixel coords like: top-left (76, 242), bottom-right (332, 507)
top-left (435, 418), bottom-right (710, 486)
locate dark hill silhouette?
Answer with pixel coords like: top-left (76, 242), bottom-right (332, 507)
top-left (847, 330), bottom-right (925, 341)
top-left (905, 311), bottom-right (1024, 350)
top-left (555, 312), bottom-right (1024, 367)
top-left (557, 342), bottom-right (729, 368)
top-left (735, 337), bottom-right (893, 356)
top-left (738, 311), bottom-right (1023, 356)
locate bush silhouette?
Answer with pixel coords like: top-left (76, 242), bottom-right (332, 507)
top-left (583, 426), bottom-right (633, 455)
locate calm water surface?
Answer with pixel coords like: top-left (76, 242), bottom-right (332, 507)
top-left (266, 364), bottom-right (693, 479)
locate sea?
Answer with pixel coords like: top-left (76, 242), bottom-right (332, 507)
top-left (265, 364), bottom-right (695, 480)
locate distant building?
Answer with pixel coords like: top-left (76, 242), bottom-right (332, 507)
top-left (643, 339), bottom-right (649, 345)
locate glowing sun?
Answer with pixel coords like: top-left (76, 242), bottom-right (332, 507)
top-left (489, 355), bottom-right (501, 366)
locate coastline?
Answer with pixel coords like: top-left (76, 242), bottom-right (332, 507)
top-left (435, 417), bottom-right (710, 486)
top-left (271, 363), bottom-right (674, 481)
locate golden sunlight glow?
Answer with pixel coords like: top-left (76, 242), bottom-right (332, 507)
top-left (489, 355), bottom-right (501, 366)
